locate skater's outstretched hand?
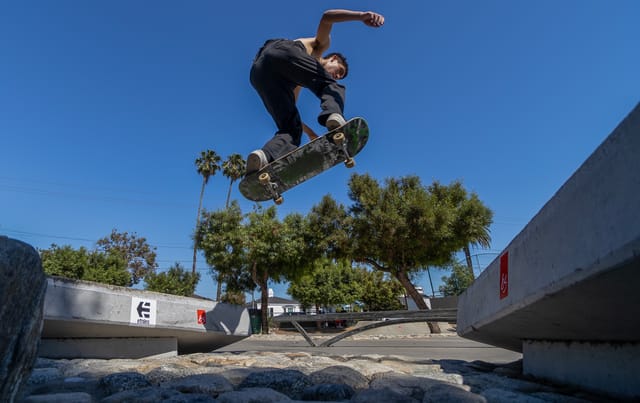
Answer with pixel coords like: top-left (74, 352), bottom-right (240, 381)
top-left (361, 11), bottom-right (385, 28)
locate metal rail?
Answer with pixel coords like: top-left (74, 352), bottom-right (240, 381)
top-left (271, 308), bottom-right (457, 347)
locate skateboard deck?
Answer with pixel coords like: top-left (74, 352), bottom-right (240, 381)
top-left (239, 117), bottom-right (369, 204)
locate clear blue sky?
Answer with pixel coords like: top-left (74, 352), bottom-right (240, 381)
top-left (2, 1), bottom-right (639, 301)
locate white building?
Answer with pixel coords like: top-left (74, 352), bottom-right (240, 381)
top-left (250, 289), bottom-right (302, 317)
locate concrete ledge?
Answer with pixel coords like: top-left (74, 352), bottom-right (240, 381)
top-left (457, 103), bottom-right (640, 398)
top-left (41, 276), bottom-right (250, 357)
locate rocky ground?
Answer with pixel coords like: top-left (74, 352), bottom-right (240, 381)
top-left (19, 329), bottom-right (610, 403)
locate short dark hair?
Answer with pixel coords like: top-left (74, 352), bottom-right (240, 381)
top-left (325, 52), bottom-right (349, 79)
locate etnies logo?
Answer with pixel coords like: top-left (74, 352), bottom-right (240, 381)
top-left (499, 252), bottom-right (509, 299)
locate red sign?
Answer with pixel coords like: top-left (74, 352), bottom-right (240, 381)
top-left (499, 252), bottom-right (509, 299)
top-left (197, 309), bottom-right (206, 325)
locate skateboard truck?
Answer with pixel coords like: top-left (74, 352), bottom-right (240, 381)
top-left (332, 132), bottom-right (356, 168)
top-left (258, 172), bottom-right (284, 205)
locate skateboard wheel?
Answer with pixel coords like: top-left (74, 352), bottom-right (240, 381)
top-left (258, 172), bottom-right (270, 184)
top-left (274, 196), bottom-right (284, 205)
top-left (333, 132), bottom-right (345, 145)
top-left (345, 158), bottom-right (356, 168)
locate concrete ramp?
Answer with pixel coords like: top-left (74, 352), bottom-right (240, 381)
top-left (457, 103), bottom-right (640, 399)
top-left (40, 276), bottom-right (250, 358)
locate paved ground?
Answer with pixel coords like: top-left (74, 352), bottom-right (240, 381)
top-left (215, 334), bottom-right (522, 364)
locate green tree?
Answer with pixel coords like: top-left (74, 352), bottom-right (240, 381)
top-left (196, 201), bottom-right (246, 301)
top-left (358, 269), bottom-right (404, 311)
top-left (40, 244), bottom-right (130, 286)
top-left (222, 153), bottom-right (246, 209)
top-left (96, 229), bottom-right (157, 286)
top-left (145, 263), bottom-right (200, 296)
top-left (439, 262), bottom-right (475, 296)
top-left (306, 195), bottom-right (351, 259)
top-left (430, 181), bottom-right (493, 278)
top-left (246, 206), bottom-right (308, 334)
top-left (220, 290), bottom-right (246, 305)
top-left (40, 244), bottom-right (89, 279)
top-left (193, 149), bottom-right (221, 275)
top-left (348, 174), bottom-right (457, 312)
top-left (288, 258), bottom-right (362, 314)
top-left (84, 251), bottom-right (130, 286)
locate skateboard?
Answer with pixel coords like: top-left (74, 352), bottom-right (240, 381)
top-left (239, 117), bottom-right (369, 204)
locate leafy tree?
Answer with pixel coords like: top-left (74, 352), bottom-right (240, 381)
top-left (347, 175), bottom-right (492, 333)
top-left (439, 262), bottom-right (475, 296)
top-left (222, 153), bottom-right (246, 209)
top-left (40, 244), bottom-right (89, 279)
top-left (305, 195), bottom-right (351, 259)
top-left (429, 181), bottom-right (493, 278)
top-left (220, 290), bottom-right (246, 305)
top-left (288, 258), bottom-right (362, 314)
top-left (40, 244), bottom-right (129, 286)
top-left (84, 251), bottom-right (130, 286)
top-left (196, 201), bottom-right (246, 301)
top-left (193, 149), bottom-right (221, 274)
top-left (245, 206), bottom-right (308, 334)
top-left (96, 229), bottom-right (157, 286)
top-left (358, 269), bottom-right (404, 311)
top-left (144, 263), bottom-right (200, 296)
top-left (348, 174), bottom-right (457, 311)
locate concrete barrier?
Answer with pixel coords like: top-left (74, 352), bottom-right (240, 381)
top-left (457, 103), bottom-right (640, 399)
top-left (40, 276), bottom-right (250, 358)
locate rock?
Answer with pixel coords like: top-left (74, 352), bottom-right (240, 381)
top-left (159, 373), bottom-right (234, 397)
top-left (352, 387), bottom-right (420, 403)
top-left (480, 388), bottom-right (548, 403)
top-left (422, 383), bottom-right (487, 402)
top-left (23, 392), bottom-right (93, 403)
top-left (98, 372), bottom-right (151, 396)
top-left (217, 387), bottom-right (292, 402)
top-left (302, 383), bottom-right (355, 401)
top-left (0, 237), bottom-right (47, 403)
top-left (238, 369), bottom-right (312, 400)
top-left (309, 365), bottom-right (369, 390)
top-left (369, 372), bottom-right (440, 400)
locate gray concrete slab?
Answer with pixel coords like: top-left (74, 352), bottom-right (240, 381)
top-left (40, 276), bottom-right (250, 357)
top-left (457, 103), bottom-right (640, 398)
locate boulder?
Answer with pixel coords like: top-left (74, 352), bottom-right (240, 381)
top-left (0, 237), bottom-right (47, 402)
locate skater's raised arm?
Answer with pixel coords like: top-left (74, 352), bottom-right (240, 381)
top-left (308, 9), bottom-right (385, 56)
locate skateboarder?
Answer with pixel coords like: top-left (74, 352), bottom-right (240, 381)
top-left (246, 8), bottom-right (385, 174)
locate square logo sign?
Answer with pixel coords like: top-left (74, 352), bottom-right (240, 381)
top-left (130, 297), bottom-right (157, 325)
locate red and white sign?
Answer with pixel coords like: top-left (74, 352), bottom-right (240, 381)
top-left (197, 309), bottom-right (206, 325)
top-left (499, 251), bottom-right (509, 299)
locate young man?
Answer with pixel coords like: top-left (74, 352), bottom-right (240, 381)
top-left (246, 9), bottom-right (385, 173)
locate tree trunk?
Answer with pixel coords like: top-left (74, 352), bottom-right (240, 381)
top-left (225, 181), bottom-right (233, 209)
top-left (251, 262), bottom-right (269, 334)
top-left (193, 180), bottom-right (206, 275)
top-left (259, 271), bottom-right (269, 334)
top-left (463, 244), bottom-right (475, 279)
top-left (216, 274), bottom-right (223, 301)
top-left (395, 269), bottom-right (441, 334)
top-left (315, 303), bottom-right (322, 330)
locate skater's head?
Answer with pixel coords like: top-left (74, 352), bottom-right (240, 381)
top-left (322, 52), bottom-right (349, 80)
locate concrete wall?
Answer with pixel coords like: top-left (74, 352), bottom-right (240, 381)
top-left (457, 103), bottom-right (640, 398)
top-left (41, 276), bottom-right (250, 357)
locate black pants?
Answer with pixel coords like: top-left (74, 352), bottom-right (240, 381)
top-left (250, 39), bottom-right (346, 161)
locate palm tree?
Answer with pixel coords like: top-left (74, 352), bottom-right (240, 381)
top-left (222, 153), bottom-right (246, 209)
top-left (458, 194), bottom-right (493, 279)
top-left (193, 149), bottom-right (221, 275)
